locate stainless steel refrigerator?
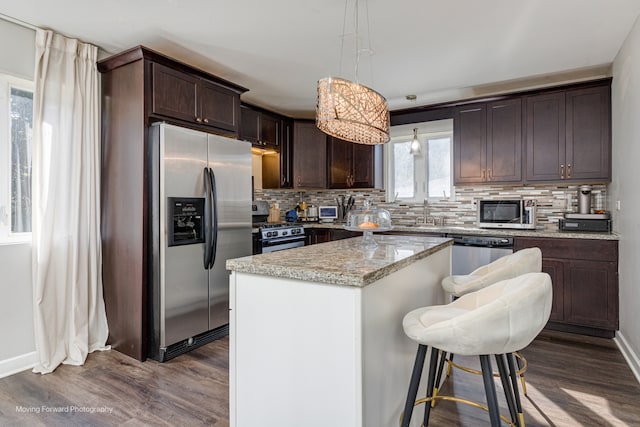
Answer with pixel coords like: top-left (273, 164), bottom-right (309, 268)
top-left (149, 122), bottom-right (251, 361)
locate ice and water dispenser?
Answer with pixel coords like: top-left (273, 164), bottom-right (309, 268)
top-left (167, 197), bottom-right (205, 246)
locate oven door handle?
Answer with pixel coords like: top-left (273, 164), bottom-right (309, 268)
top-left (260, 238), bottom-right (306, 253)
top-left (261, 236), bottom-right (306, 247)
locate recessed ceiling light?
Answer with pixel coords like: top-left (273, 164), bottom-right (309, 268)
top-left (405, 94), bottom-right (417, 101)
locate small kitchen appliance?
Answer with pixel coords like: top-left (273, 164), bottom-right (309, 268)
top-left (318, 206), bottom-right (338, 223)
top-left (477, 199), bottom-right (536, 229)
top-left (577, 185), bottom-right (593, 214)
top-left (298, 204), bottom-right (319, 222)
top-left (559, 216), bottom-right (612, 233)
top-left (561, 186), bottom-right (611, 232)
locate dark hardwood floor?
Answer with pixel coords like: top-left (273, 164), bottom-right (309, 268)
top-left (1, 331), bottom-right (638, 426)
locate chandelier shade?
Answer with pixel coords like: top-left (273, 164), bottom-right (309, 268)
top-left (316, 77), bottom-right (390, 145)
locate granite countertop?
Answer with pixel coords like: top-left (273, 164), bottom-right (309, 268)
top-left (227, 235), bottom-right (453, 288)
top-left (299, 222), bottom-right (620, 241)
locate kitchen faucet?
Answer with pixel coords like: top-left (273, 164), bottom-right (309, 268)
top-left (417, 199), bottom-right (435, 225)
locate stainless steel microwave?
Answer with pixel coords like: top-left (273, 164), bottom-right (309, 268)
top-left (477, 199), bottom-right (536, 229)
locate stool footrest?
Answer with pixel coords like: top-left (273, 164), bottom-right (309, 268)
top-left (399, 395), bottom-right (517, 427)
top-left (446, 352), bottom-right (527, 378)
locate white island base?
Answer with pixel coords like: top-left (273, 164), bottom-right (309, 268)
top-left (228, 235), bottom-right (451, 427)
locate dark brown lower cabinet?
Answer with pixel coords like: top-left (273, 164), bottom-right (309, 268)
top-left (513, 237), bottom-right (618, 338)
top-left (305, 228), bottom-right (331, 246)
top-left (304, 228), bottom-right (360, 245)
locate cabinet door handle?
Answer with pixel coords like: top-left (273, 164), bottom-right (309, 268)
top-left (560, 164), bottom-right (565, 179)
top-left (488, 169), bottom-right (492, 181)
top-left (567, 164), bottom-right (572, 178)
top-left (203, 118), bottom-right (209, 124)
top-left (195, 117), bottom-right (202, 123)
top-left (297, 176), bottom-right (301, 187)
top-left (481, 169), bottom-right (486, 181)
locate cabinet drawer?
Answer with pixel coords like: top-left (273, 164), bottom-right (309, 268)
top-left (514, 237), bottom-right (617, 262)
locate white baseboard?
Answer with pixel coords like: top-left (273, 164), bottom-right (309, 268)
top-left (0, 351), bottom-right (37, 379)
top-left (614, 332), bottom-right (640, 385)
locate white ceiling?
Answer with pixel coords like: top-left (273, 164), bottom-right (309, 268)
top-left (3, 0), bottom-right (640, 118)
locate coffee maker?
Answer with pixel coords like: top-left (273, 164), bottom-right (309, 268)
top-left (577, 185), bottom-right (593, 214)
top-left (560, 185), bottom-right (611, 232)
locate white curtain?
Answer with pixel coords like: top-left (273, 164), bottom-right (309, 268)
top-left (31, 29), bottom-right (109, 374)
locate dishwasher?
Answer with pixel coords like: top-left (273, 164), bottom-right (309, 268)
top-left (450, 234), bottom-right (514, 275)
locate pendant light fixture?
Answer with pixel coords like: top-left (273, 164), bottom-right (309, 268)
top-left (409, 128), bottom-right (422, 156)
top-left (316, 0), bottom-right (390, 145)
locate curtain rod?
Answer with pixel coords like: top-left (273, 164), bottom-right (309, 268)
top-left (0, 13), bottom-right (38, 31)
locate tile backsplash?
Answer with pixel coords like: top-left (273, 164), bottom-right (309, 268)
top-left (255, 183), bottom-right (608, 230)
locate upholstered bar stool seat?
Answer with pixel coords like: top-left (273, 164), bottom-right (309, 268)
top-left (442, 247), bottom-right (542, 297)
top-left (438, 247), bottom-right (542, 395)
top-left (400, 272), bottom-right (552, 427)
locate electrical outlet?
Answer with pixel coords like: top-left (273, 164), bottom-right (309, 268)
top-left (616, 200), bottom-right (621, 211)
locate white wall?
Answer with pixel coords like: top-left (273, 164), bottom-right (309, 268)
top-left (0, 16), bottom-right (35, 79)
top-left (0, 244), bottom-right (36, 376)
top-left (611, 14), bottom-right (640, 381)
top-left (0, 17), bottom-right (36, 377)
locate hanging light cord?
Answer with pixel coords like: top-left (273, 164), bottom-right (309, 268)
top-left (337, 0), bottom-right (375, 86)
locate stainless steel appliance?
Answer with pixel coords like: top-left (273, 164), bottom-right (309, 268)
top-left (149, 123), bottom-right (251, 361)
top-left (297, 205), bottom-right (319, 222)
top-left (477, 199), bottom-right (536, 230)
top-left (560, 213), bottom-right (612, 233)
top-left (451, 235), bottom-right (514, 275)
top-left (562, 186), bottom-right (611, 232)
top-left (256, 223), bottom-right (305, 253)
top-left (577, 185), bottom-right (593, 214)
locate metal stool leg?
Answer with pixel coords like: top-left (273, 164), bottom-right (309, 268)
top-left (479, 355), bottom-right (501, 427)
top-left (401, 344), bottom-right (427, 427)
top-left (431, 350), bottom-right (448, 407)
top-left (507, 352), bottom-right (525, 427)
top-left (495, 354), bottom-right (518, 426)
top-left (422, 347), bottom-right (440, 426)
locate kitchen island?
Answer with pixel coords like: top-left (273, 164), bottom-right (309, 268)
top-left (226, 234), bottom-right (452, 427)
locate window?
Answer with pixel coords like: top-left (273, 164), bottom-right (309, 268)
top-left (0, 74), bottom-right (33, 243)
top-left (386, 120), bottom-right (453, 203)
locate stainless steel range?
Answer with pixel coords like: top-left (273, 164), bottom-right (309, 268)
top-left (257, 223), bottom-right (306, 253)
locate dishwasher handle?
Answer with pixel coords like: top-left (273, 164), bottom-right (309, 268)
top-left (450, 235), bottom-right (513, 248)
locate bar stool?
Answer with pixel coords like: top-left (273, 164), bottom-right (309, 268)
top-left (437, 247), bottom-right (542, 397)
top-left (400, 272), bottom-right (552, 427)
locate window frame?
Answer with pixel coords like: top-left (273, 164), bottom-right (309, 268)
top-left (385, 122), bottom-right (454, 204)
top-left (0, 72), bottom-right (34, 244)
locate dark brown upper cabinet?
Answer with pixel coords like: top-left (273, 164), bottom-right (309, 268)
top-left (454, 99), bottom-right (522, 185)
top-left (261, 119), bottom-right (294, 189)
top-left (279, 119), bottom-right (294, 188)
top-left (525, 84), bottom-right (611, 182)
top-left (327, 137), bottom-right (375, 188)
top-left (293, 121), bottom-right (327, 189)
top-left (150, 62), bottom-right (241, 134)
top-left (240, 104), bottom-right (281, 149)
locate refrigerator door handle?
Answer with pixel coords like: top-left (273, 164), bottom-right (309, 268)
top-left (208, 167), bottom-right (219, 269)
top-left (203, 167), bottom-right (213, 269)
